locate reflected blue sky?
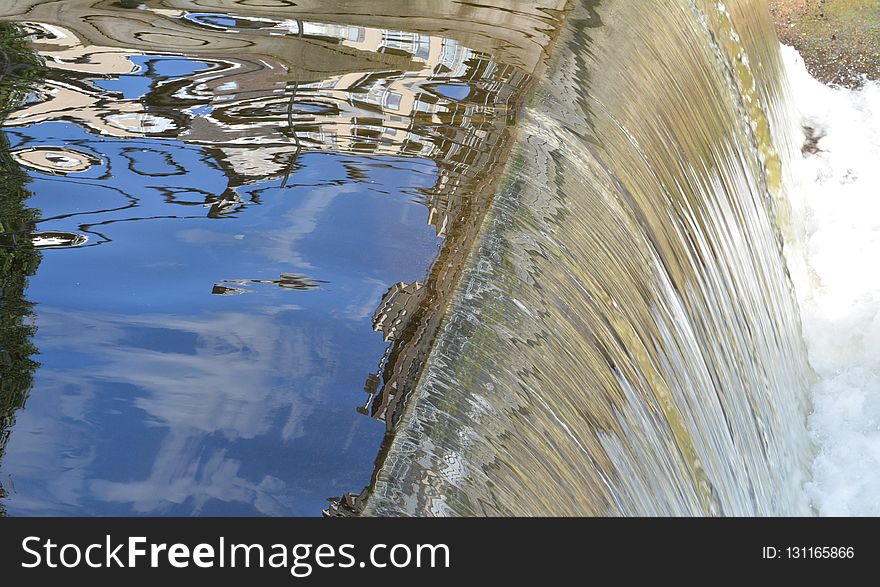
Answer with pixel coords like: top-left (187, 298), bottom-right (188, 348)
top-left (0, 118), bottom-right (440, 515)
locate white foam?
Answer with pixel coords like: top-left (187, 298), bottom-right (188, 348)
top-left (781, 45), bottom-right (880, 515)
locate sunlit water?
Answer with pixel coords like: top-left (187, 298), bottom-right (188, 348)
top-left (0, 1), bottom-right (563, 515)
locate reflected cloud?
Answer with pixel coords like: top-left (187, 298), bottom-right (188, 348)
top-left (89, 433), bottom-right (287, 515)
top-left (3, 307), bottom-right (338, 514)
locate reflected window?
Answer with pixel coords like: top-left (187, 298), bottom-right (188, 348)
top-left (415, 36), bottom-right (431, 60)
top-left (383, 91), bottom-right (402, 111)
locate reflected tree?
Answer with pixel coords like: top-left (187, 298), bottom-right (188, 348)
top-left (0, 22), bottom-right (43, 515)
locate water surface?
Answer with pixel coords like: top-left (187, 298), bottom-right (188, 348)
top-left (0, 0), bottom-right (564, 515)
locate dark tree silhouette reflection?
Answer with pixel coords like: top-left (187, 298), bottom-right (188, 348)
top-left (0, 22), bottom-right (43, 516)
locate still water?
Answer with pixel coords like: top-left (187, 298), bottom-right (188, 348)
top-left (0, 1), bottom-right (564, 515)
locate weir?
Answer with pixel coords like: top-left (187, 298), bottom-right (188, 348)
top-left (0, 0), bottom-right (822, 517)
top-left (0, 0), bottom-right (567, 515)
top-left (361, 0), bottom-right (815, 516)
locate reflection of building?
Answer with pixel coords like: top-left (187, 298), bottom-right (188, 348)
top-left (372, 281), bottom-right (426, 343)
top-left (11, 146), bottom-right (100, 174)
top-left (31, 231), bottom-right (88, 248)
top-left (6, 23), bottom-right (172, 138)
top-left (6, 18), bottom-right (529, 236)
top-left (365, 280), bottom-right (426, 421)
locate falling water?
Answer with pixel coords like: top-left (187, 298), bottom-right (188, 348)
top-left (362, 0), bottom-right (815, 516)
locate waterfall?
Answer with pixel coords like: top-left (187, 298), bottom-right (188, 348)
top-left (362, 0), bottom-right (814, 516)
